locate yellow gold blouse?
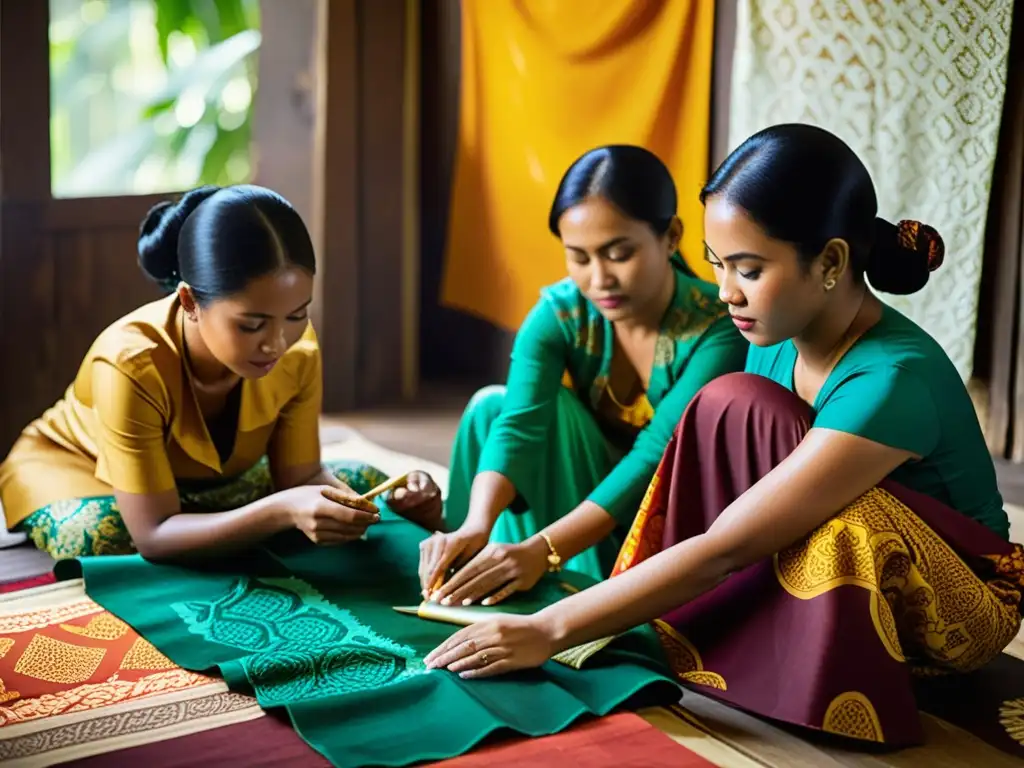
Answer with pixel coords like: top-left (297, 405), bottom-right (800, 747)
top-left (0, 294), bottom-right (321, 528)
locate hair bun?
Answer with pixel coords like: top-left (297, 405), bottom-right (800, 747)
top-left (896, 219), bottom-right (945, 272)
top-left (137, 186), bottom-right (220, 293)
top-left (866, 217), bottom-right (944, 295)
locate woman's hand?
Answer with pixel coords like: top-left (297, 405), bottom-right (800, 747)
top-left (389, 471), bottom-right (444, 531)
top-left (429, 538), bottom-right (549, 607)
top-left (418, 526), bottom-right (492, 598)
top-left (424, 614), bottom-right (556, 679)
top-left (281, 485), bottom-right (380, 545)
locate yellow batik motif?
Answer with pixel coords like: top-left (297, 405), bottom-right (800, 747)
top-left (0, 638), bottom-right (17, 705)
top-left (774, 486), bottom-right (1021, 674)
top-left (823, 691), bottom-right (885, 742)
top-left (61, 614), bottom-right (129, 641)
top-left (652, 620), bottom-right (727, 691)
top-left (14, 635), bottom-right (107, 685)
top-left (119, 637), bottom-right (177, 671)
top-left (999, 697), bottom-right (1024, 746)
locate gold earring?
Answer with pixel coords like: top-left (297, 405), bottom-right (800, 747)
top-left (824, 278), bottom-right (836, 291)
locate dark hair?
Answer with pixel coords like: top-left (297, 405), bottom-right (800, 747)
top-left (700, 124), bottom-right (944, 295)
top-left (549, 145), bottom-right (678, 238)
top-left (137, 184), bottom-right (316, 303)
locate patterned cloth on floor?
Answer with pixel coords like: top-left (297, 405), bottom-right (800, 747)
top-left (62, 503), bottom-right (678, 768)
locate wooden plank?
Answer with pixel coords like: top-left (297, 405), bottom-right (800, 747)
top-left (676, 692), bottom-right (1024, 768)
top-left (52, 228), bottom-right (162, 396)
top-left (0, 0), bottom-right (53, 451)
top-left (356, 0), bottom-right (408, 405)
top-left (311, 0), bottom-right (360, 412)
top-left (0, 0), bottom-right (51, 202)
top-left (45, 195), bottom-right (169, 232)
top-left (0, 207), bottom-right (56, 452)
top-left (401, 0), bottom-right (421, 401)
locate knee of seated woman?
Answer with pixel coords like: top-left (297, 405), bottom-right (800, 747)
top-left (696, 372), bottom-right (805, 411)
top-left (21, 500), bottom-right (133, 560)
top-left (464, 385), bottom-right (507, 425)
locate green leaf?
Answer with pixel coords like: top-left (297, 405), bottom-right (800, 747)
top-left (213, 0), bottom-right (248, 39)
top-left (154, 0), bottom-right (192, 64)
top-left (140, 29), bottom-right (261, 109)
top-left (200, 123), bottom-right (244, 184)
top-left (141, 97), bottom-right (178, 119)
top-left (168, 126), bottom-right (193, 156)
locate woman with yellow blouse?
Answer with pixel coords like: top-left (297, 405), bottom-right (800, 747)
top-left (0, 184), bottom-right (442, 561)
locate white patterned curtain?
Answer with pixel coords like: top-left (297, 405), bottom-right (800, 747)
top-left (728, 0), bottom-right (1015, 380)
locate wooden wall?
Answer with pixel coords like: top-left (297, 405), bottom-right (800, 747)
top-left (0, 0), bottom-right (419, 453)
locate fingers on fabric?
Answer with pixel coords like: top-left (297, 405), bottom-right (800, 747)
top-left (455, 659), bottom-right (515, 679)
top-left (433, 544), bottom-right (517, 605)
top-left (424, 626), bottom-right (480, 668)
top-left (480, 582), bottom-right (517, 607)
top-left (421, 536), bottom-right (464, 597)
top-left (418, 532), bottom-right (451, 594)
top-left (447, 645), bottom-right (506, 675)
top-left (424, 625), bottom-right (513, 678)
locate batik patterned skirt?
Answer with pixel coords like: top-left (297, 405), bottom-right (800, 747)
top-left (613, 372), bottom-right (1024, 747)
top-left (19, 458), bottom-right (388, 560)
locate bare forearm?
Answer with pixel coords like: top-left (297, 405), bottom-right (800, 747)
top-left (139, 496), bottom-right (293, 562)
top-left (537, 535), bottom-right (733, 651)
top-left (538, 501), bottom-right (617, 562)
top-left (461, 471), bottom-right (516, 533)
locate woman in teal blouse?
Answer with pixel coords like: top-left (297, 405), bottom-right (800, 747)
top-left (424, 125), bottom-right (1024, 748)
top-left (418, 145), bottom-right (748, 594)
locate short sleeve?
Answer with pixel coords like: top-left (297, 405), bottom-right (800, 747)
top-left (92, 360), bottom-right (176, 495)
top-left (477, 299), bottom-right (567, 480)
top-left (268, 328), bottom-right (323, 469)
top-left (813, 366), bottom-right (940, 457)
top-left (588, 315), bottom-right (748, 524)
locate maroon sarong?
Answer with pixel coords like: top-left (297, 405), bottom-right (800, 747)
top-left (613, 372), bottom-right (1024, 746)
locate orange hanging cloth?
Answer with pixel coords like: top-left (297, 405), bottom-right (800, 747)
top-left (441, 0), bottom-right (716, 331)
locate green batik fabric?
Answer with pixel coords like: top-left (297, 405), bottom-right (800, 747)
top-left (20, 458), bottom-right (388, 560)
top-left (61, 504), bottom-right (678, 767)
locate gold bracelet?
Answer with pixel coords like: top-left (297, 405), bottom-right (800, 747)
top-left (538, 532), bottom-right (562, 573)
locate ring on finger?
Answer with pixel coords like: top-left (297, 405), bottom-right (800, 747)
top-left (480, 652), bottom-right (489, 666)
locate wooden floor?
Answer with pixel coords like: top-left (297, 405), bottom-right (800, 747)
top-left (325, 389), bottom-right (1024, 767)
top-left (322, 383), bottom-right (470, 468)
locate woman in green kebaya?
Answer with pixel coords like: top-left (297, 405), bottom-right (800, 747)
top-left (419, 145), bottom-right (748, 597)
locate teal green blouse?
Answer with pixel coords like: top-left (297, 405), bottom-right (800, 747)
top-left (746, 303), bottom-right (1009, 538)
top-left (477, 260), bottom-right (748, 525)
